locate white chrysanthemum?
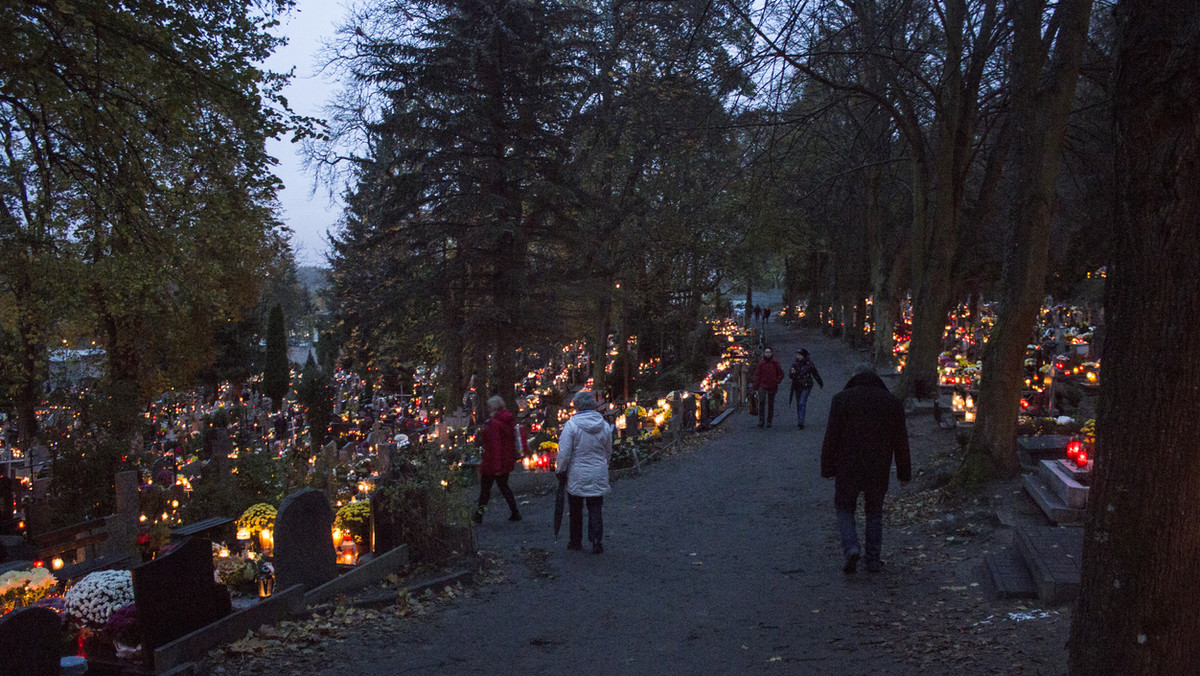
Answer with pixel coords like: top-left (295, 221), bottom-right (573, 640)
top-left (64, 570), bottom-right (134, 628)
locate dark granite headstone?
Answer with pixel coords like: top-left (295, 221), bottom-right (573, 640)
top-left (132, 536), bottom-right (231, 664)
top-left (0, 606), bottom-right (62, 676)
top-left (370, 483), bottom-right (401, 555)
top-left (274, 488), bottom-right (337, 591)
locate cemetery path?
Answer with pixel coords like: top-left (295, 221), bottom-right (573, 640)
top-left (220, 319), bottom-right (1071, 675)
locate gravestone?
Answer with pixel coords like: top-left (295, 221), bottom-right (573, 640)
top-left (370, 484), bottom-right (401, 555)
top-left (132, 536), bottom-right (231, 666)
top-left (0, 606), bottom-right (61, 676)
top-left (274, 488), bottom-right (337, 591)
top-left (679, 396), bottom-right (697, 433)
top-left (107, 470), bottom-right (141, 560)
top-left (376, 443), bottom-right (398, 480)
top-left (340, 442), bottom-right (356, 462)
top-left (32, 477), bottom-right (50, 500)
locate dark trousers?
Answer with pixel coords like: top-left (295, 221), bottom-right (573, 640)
top-left (836, 486), bottom-right (886, 564)
top-left (756, 387), bottom-right (777, 424)
top-left (477, 473), bottom-right (519, 519)
top-left (568, 494), bottom-right (604, 546)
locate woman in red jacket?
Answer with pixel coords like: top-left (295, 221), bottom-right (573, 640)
top-left (753, 347), bottom-right (785, 428)
top-left (474, 396), bottom-right (522, 524)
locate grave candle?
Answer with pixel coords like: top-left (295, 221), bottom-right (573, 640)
top-left (1067, 439), bottom-right (1081, 459)
top-left (1076, 450), bottom-right (1088, 468)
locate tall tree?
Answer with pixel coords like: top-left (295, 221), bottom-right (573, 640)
top-left (1068, 0), bottom-right (1200, 670)
top-left (262, 304), bottom-right (289, 411)
top-left (967, 0), bottom-right (1094, 478)
top-left (323, 0), bottom-right (593, 403)
top-left (0, 0), bottom-right (304, 437)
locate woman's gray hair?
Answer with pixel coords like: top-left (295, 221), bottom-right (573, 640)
top-left (572, 390), bottom-right (597, 410)
top-left (486, 395), bottom-right (507, 413)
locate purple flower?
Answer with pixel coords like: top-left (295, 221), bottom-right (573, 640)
top-left (103, 603), bottom-right (139, 643)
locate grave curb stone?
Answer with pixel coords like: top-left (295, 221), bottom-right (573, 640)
top-left (302, 544), bottom-right (410, 608)
top-left (152, 584), bottom-right (305, 674)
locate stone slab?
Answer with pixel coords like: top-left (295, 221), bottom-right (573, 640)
top-left (0, 606), bottom-right (61, 676)
top-left (1038, 460), bottom-right (1089, 510)
top-left (984, 550), bottom-right (1038, 600)
top-left (302, 544), bottom-right (410, 608)
top-left (1022, 474), bottom-right (1085, 524)
top-left (1015, 525), bottom-right (1083, 606)
top-left (152, 584), bottom-right (305, 674)
top-left (1016, 435), bottom-right (1070, 467)
top-left (710, 408), bottom-right (735, 427)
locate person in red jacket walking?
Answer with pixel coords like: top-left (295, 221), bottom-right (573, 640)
top-left (753, 347), bottom-right (785, 428)
top-left (474, 395), bottom-right (522, 524)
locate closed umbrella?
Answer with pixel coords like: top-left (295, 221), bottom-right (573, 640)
top-left (553, 472), bottom-right (567, 541)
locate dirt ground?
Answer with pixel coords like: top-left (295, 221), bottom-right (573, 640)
top-left (212, 322), bottom-right (1071, 675)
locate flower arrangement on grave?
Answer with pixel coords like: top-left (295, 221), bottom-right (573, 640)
top-left (520, 441), bottom-right (557, 472)
top-left (134, 522), bottom-right (171, 561)
top-left (214, 554), bottom-right (259, 592)
top-left (64, 570), bottom-right (134, 629)
top-left (0, 567), bottom-right (58, 615)
top-left (102, 603), bottom-right (141, 658)
top-left (334, 500), bottom-right (371, 545)
top-left (236, 503), bottom-right (276, 537)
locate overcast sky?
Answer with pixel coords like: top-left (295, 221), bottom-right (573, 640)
top-left (263, 0), bottom-right (349, 267)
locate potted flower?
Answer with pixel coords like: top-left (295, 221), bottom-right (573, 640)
top-left (0, 567), bottom-right (58, 615)
top-left (102, 603), bottom-right (141, 660)
top-left (334, 500), bottom-right (371, 550)
top-left (64, 570), bottom-right (135, 656)
top-left (236, 503), bottom-right (277, 555)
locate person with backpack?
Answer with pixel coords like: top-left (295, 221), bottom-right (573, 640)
top-left (788, 348), bottom-right (824, 429)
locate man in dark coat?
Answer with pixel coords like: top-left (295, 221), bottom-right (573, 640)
top-left (820, 363), bottom-right (911, 573)
top-left (753, 347), bottom-right (785, 428)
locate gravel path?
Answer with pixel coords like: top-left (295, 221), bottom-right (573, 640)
top-left (219, 321), bottom-right (1071, 675)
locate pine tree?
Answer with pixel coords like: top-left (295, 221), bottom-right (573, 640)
top-left (262, 304), bottom-right (289, 412)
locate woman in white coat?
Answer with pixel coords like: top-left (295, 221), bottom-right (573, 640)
top-left (556, 390), bottom-right (613, 553)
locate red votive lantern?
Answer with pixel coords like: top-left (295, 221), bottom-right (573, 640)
top-left (1076, 450), bottom-right (1088, 468)
top-left (1067, 440), bottom-right (1081, 459)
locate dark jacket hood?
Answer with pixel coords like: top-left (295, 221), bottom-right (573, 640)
top-left (843, 371), bottom-right (888, 392)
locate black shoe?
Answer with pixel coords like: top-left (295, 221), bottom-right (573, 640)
top-left (472, 510), bottom-right (483, 525)
top-left (798, 423), bottom-right (805, 430)
top-left (843, 551), bottom-right (860, 574)
top-left (866, 560), bottom-right (883, 573)
top-left (508, 512), bottom-right (522, 522)
top-left (567, 542), bottom-right (583, 551)
top-left (592, 541), bottom-right (604, 554)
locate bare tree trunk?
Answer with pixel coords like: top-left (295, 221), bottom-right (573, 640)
top-left (1068, 2), bottom-right (1200, 671)
top-left (968, 0), bottom-right (1093, 479)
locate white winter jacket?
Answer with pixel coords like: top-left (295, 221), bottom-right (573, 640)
top-left (555, 410), bottom-right (612, 497)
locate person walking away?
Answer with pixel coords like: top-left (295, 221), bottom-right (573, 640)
top-left (753, 347), bottom-right (785, 428)
top-left (556, 390), bottom-right (613, 553)
top-left (788, 348), bottom-right (824, 429)
top-left (474, 396), bottom-right (522, 524)
top-left (820, 363), bottom-right (911, 573)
